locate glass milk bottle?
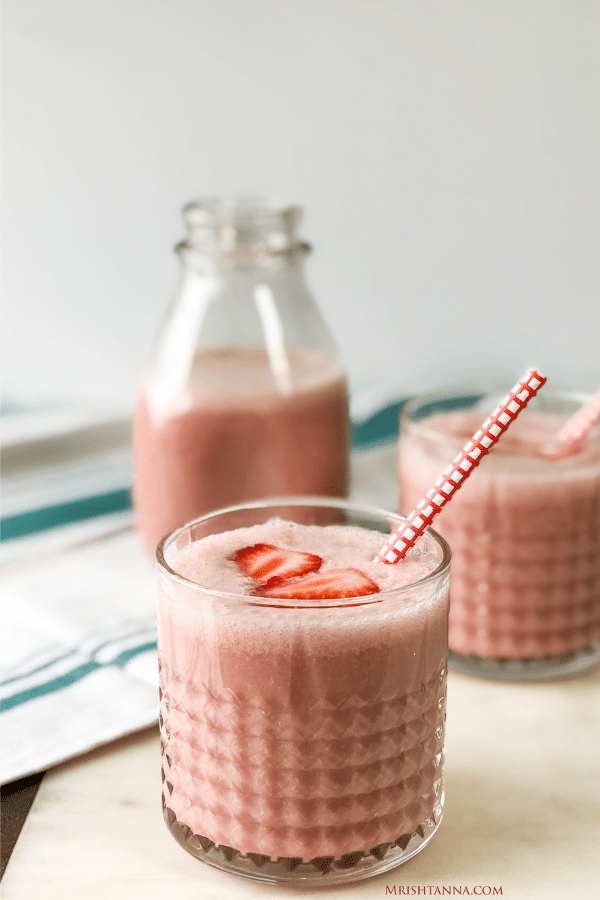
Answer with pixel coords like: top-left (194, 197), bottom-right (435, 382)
top-left (132, 198), bottom-right (350, 553)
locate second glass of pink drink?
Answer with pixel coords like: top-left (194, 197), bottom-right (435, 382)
top-left (157, 498), bottom-right (450, 885)
top-left (399, 387), bottom-right (600, 679)
top-left (133, 199), bottom-right (349, 555)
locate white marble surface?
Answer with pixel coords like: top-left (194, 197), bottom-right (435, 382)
top-left (4, 666), bottom-right (600, 900)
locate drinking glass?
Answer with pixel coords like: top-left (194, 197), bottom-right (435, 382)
top-left (157, 497), bottom-right (450, 884)
top-left (399, 387), bottom-right (600, 680)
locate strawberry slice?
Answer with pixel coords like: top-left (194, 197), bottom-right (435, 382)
top-left (231, 543), bottom-right (322, 586)
top-left (256, 567), bottom-right (380, 600)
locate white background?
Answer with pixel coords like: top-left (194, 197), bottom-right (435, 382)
top-left (2, 0), bottom-right (599, 413)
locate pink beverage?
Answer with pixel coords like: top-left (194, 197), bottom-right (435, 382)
top-left (157, 499), bottom-right (450, 885)
top-left (399, 389), bottom-right (600, 678)
top-left (133, 347), bottom-right (349, 554)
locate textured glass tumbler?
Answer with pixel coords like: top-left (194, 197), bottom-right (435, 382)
top-left (399, 388), bottom-right (600, 680)
top-left (157, 498), bottom-right (450, 885)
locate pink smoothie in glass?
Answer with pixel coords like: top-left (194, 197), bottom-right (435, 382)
top-left (133, 347), bottom-right (349, 554)
top-left (399, 406), bottom-right (600, 661)
top-left (158, 517), bottom-right (448, 866)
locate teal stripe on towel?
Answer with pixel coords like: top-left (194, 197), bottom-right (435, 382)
top-left (350, 400), bottom-right (405, 449)
top-left (0, 623), bottom-right (156, 688)
top-left (0, 488), bottom-right (132, 542)
top-left (0, 641), bottom-right (157, 713)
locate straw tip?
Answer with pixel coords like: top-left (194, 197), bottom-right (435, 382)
top-left (524, 368), bottom-right (547, 388)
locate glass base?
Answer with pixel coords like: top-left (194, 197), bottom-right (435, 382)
top-left (163, 799), bottom-right (443, 885)
top-left (449, 641), bottom-right (600, 681)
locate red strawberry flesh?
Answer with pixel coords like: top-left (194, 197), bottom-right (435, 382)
top-left (256, 567), bottom-right (380, 600)
top-left (231, 543), bottom-right (322, 586)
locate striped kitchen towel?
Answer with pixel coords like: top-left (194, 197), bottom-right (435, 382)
top-left (1, 400), bottom-right (156, 784)
top-left (0, 528), bottom-right (158, 784)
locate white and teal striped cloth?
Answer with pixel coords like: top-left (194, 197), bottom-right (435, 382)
top-left (0, 525), bottom-right (159, 785)
top-left (0, 397), bottom-right (401, 785)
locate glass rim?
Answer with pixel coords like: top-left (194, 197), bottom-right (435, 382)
top-left (156, 496), bottom-right (451, 606)
top-left (183, 195), bottom-right (303, 220)
top-left (178, 196), bottom-right (312, 259)
top-left (401, 384), bottom-right (596, 434)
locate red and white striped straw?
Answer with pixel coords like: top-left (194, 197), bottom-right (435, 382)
top-left (555, 390), bottom-right (600, 445)
top-left (374, 369), bottom-right (547, 565)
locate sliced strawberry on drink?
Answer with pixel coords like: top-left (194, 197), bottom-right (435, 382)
top-left (231, 543), bottom-right (322, 586)
top-left (256, 567), bottom-right (380, 600)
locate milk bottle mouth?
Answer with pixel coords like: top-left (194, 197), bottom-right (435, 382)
top-left (156, 496), bottom-right (451, 608)
top-left (178, 197), bottom-right (312, 257)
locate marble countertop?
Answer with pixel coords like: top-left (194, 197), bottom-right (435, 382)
top-left (3, 666), bottom-right (599, 900)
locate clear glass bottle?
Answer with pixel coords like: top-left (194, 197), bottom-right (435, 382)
top-left (132, 198), bottom-right (350, 553)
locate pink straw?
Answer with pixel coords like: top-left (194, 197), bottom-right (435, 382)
top-left (374, 369), bottom-right (547, 565)
top-left (555, 391), bottom-right (600, 446)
